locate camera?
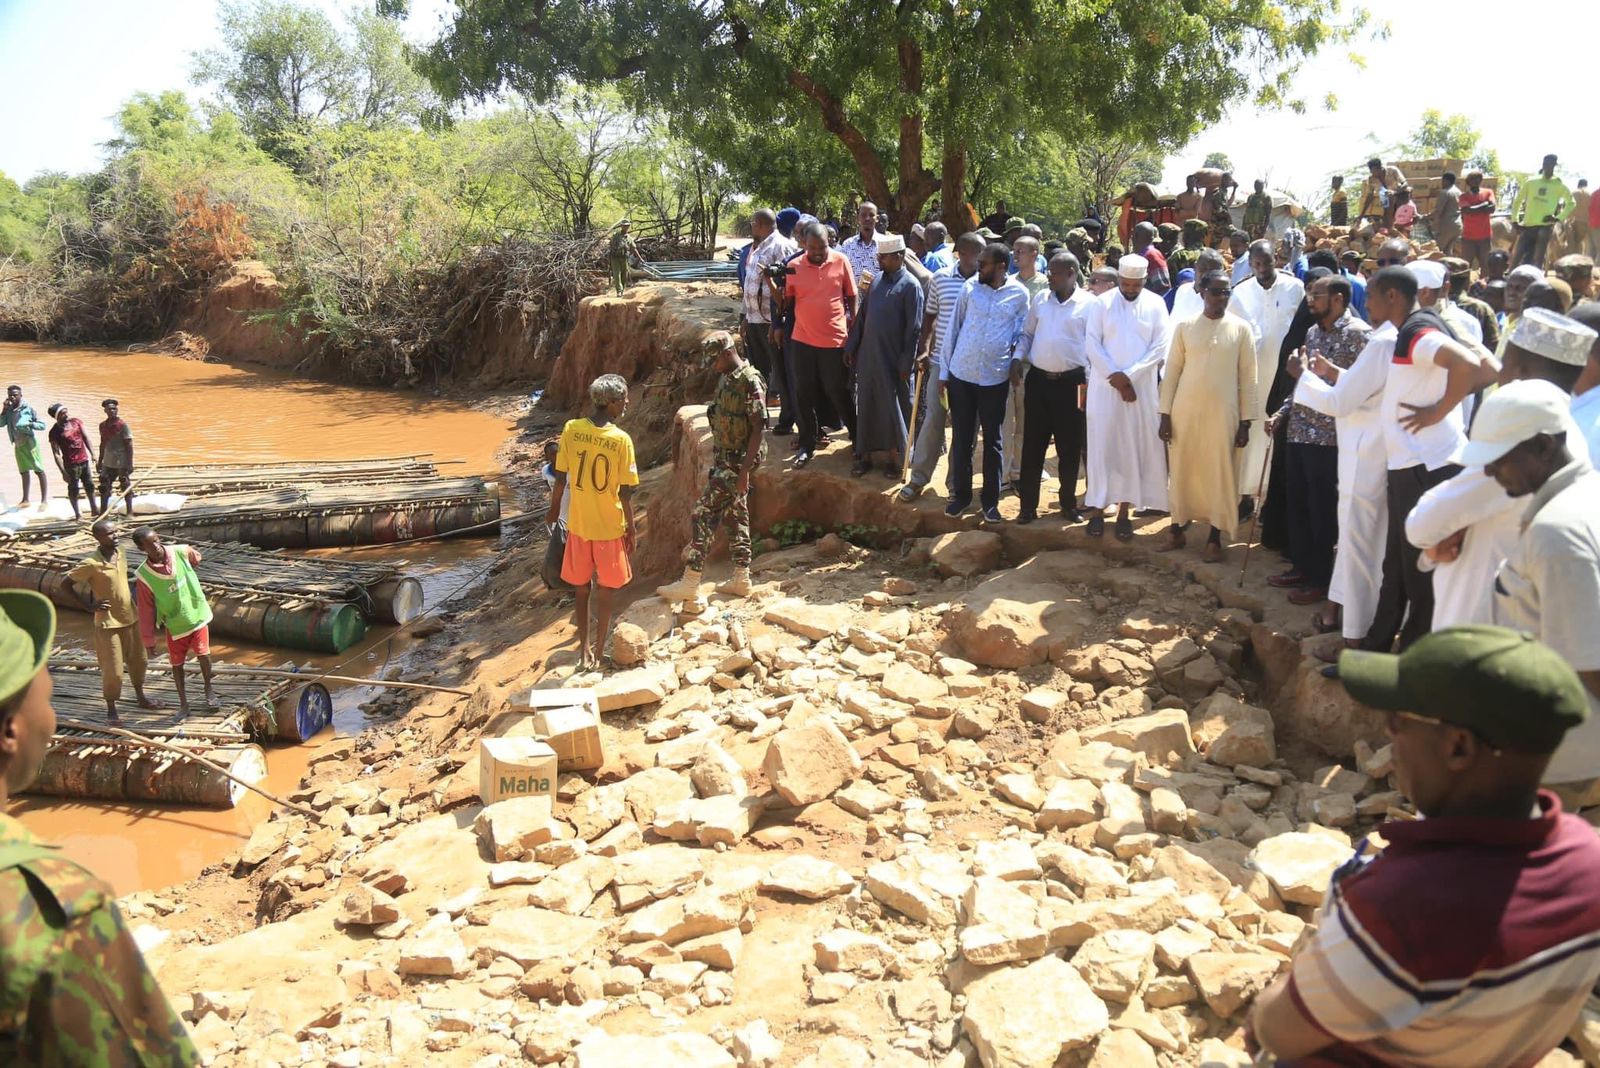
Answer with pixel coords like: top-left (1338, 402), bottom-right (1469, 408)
top-left (764, 262), bottom-right (794, 281)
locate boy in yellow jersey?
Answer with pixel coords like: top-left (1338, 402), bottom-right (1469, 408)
top-left (548, 374), bottom-right (639, 667)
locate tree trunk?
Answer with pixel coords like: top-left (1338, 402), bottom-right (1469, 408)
top-left (941, 142), bottom-right (969, 235)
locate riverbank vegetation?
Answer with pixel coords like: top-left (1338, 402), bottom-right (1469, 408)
top-left (1, 0), bottom-right (1364, 383)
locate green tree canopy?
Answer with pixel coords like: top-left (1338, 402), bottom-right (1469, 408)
top-left (193, 0), bottom-right (437, 163)
top-left (398, 0), bottom-right (1367, 230)
top-left (1395, 109), bottom-right (1499, 174)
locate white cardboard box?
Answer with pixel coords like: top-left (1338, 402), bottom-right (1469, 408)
top-left (479, 737), bottom-right (558, 806)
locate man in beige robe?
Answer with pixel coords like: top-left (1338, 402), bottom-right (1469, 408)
top-left (1158, 270), bottom-right (1258, 561)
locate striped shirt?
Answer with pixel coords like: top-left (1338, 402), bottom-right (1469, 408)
top-left (924, 263), bottom-right (977, 369)
top-left (1287, 792), bottom-right (1600, 1067)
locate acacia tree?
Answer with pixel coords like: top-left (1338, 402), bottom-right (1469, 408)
top-left (394, 0), bottom-right (1365, 230)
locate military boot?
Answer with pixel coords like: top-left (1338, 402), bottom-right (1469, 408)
top-left (715, 568), bottom-right (752, 597)
top-left (656, 568), bottom-right (703, 603)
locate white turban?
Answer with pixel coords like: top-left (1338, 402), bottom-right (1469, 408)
top-left (1407, 260), bottom-right (1447, 290)
top-left (1118, 254), bottom-right (1149, 280)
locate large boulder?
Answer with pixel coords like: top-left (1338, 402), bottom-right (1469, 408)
top-left (929, 530), bottom-right (1004, 578)
top-left (945, 556), bottom-right (1095, 668)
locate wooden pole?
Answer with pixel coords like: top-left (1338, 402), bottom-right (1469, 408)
top-left (53, 718), bottom-right (320, 818)
top-left (202, 666), bottom-right (472, 696)
top-left (901, 361), bottom-right (924, 484)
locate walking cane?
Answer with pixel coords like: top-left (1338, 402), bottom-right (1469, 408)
top-left (1238, 431), bottom-right (1275, 587)
top-left (901, 358), bottom-right (923, 483)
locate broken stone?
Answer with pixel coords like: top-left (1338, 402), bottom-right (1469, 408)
top-left (1072, 929), bottom-right (1155, 1002)
top-left (763, 855), bottom-right (856, 900)
top-left (1088, 1030), bottom-right (1159, 1068)
top-left (763, 599), bottom-right (853, 641)
top-left (1094, 781), bottom-right (1148, 847)
top-left (569, 783), bottom-right (628, 841)
top-left (834, 779), bottom-right (899, 818)
top-left (814, 927), bottom-right (901, 978)
top-left (1049, 741), bottom-right (1142, 785)
top-left (527, 854), bottom-right (615, 915)
top-left (865, 851), bottom-right (972, 927)
top-left (1082, 709), bottom-right (1195, 766)
top-left (1248, 831), bottom-right (1352, 906)
top-left (994, 772), bottom-right (1046, 812)
top-left (945, 556), bottom-right (1093, 668)
top-left (689, 743), bottom-right (749, 798)
top-left (610, 622), bottom-right (650, 666)
top-left (915, 763), bottom-right (962, 802)
top-left (731, 1019), bottom-right (784, 1068)
top-left (473, 797), bottom-right (555, 862)
top-left (1037, 779), bottom-right (1101, 831)
top-left (763, 718), bottom-right (862, 805)
top-left (959, 877), bottom-right (1048, 965)
top-left (1186, 951), bottom-right (1283, 1018)
top-left (337, 884), bottom-right (401, 927)
top-left (593, 662), bottom-right (679, 712)
top-left (611, 845), bottom-right (705, 911)
top-left (397, 916), bottom-right (471, 978)
top-left (880, 662), bottom-right (949, 707)
top-left (1191, 694), bottom-right (1277, 769)
top-left (972, 839), bottom-right (1043, 881)
top-left (962, 953), bottom-right (1110, 1067)
top-left (678, 928), bottom-right (743, 970)
top-left (952, 706), bottom-right (995, 739)
top-left (572, 1032), bottom-right (735, 1068)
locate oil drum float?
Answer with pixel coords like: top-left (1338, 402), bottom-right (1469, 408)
top-left (274, 681), bottom-right (333, 742)
top-left (367, 576), bottom-right (425, 624)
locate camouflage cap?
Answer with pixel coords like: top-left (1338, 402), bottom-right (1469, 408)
top-left (1554, 253), bottom-right (1595, 273)
top-left (702, 331), bottom-right (737, 355)
top-left (0, 590), bottom-right (54, 707)
top-left (1508, 308), bottom-right (1598, 367)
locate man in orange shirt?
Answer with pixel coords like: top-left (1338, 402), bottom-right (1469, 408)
top-left (781, 221), bottom-right (858, 466)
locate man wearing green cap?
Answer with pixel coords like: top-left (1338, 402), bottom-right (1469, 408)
top-left (0, 589), bottom-right (198, 1063)
top-left (1250, 626), bottom-right (1600, 1067)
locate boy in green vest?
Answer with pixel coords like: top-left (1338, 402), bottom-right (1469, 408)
top-left (132, 527), bottom-right (219, 713)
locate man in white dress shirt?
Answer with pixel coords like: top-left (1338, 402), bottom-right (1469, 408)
top-left (1012, 251), bottom-right (1094, 523)
top-left (1083, 253), bottom-right (1171, 541)
top-left (1228, 240), bottom-right (1305, 517)
top-left (1170, 249), bottom-right (1224, 324)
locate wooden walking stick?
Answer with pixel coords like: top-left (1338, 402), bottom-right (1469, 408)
top-left (1238, 431), bottom-right (1275, 587)
top-left (901, 359), bottom-right (924, 483)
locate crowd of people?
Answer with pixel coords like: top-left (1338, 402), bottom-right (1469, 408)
top-left (2, 388), bottom-right (141, 520)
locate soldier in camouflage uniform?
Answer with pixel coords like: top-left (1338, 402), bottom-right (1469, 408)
top-left (0, 589), bottom-right (198, 1066)
top-left (658, 331), bottom-right (767, 609)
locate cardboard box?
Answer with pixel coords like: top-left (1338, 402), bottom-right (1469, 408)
top-left (514, 688), bottom-right (604, 772)
top-left (479, 737), bottom-right (558, 806)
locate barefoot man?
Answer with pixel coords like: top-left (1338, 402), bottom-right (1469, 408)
top-left (132, 528), bottom-right (218, 713)
top-left (548, 374), bottom-right (638, 667)
top-left (66, 519), bottom-right (161, 722)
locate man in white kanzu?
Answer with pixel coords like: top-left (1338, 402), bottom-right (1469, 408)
top-left (1228, 239), bottom-right (1304, 515)
top-left (1290, 294), bottom-right (1396, 660)
top-left (1083, 253), bottom-right (1171, 541)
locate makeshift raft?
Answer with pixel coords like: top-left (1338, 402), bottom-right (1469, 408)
top-left (28, 662), bottom-right (333, 808)
top-left (11, 476), bottom-right (501, 550)
top-left (0, 537), bottom-right (425, 653)
top-left (133, 455), bottom-right (447, 496)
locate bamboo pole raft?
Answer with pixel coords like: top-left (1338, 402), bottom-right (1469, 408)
top-left (131, 455), bottom-right (449, 496)
top-left (28, 661), bottom-right (334, 808)
top-left (0, 536), bottom-right (425, 653)
top-left (9, 476), bottom-right (501, 550)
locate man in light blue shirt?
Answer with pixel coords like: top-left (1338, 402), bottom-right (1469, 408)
top-left (922, 222), bottom-right (954, 272)
top-left (941, 243), bottom-right (1030, 520)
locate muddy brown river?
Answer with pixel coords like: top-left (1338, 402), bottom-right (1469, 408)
top-left (1, 342), bottom-right (515, 893)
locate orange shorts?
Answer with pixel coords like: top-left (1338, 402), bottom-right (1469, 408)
top-left (167, 624), bottom-right (211, 666)
top-left (561, 532), bottom-right (632, 589)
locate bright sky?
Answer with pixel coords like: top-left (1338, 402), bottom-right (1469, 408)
top-left (0, 1), bottom-right (1594, 198)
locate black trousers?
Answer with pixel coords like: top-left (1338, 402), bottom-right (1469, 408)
top-left (791, 340), bottom-right (855, 452)
top-left (1285, 442), bottom-right (1339, 589)
top-left (1361, 462), bottom-right (1462, 653)
top-left (1019, 366), bottom-right (1086, 515)
top-left (744, 321), bottom-right (779, 397)
top-left (948, 376), bottom-right (1008, 510)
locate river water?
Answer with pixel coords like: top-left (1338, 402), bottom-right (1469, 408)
top-left (1, 342), bottom-right (514, 893)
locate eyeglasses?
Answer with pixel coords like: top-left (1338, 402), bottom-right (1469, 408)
top-left (1385, 709), bottom-right (1503, 754)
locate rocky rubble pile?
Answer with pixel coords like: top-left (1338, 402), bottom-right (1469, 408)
top-left (149, 536), bottom-right (1463, 1068)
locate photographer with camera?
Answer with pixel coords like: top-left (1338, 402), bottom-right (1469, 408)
top-left (744, 208), bottom-right (800, 434)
